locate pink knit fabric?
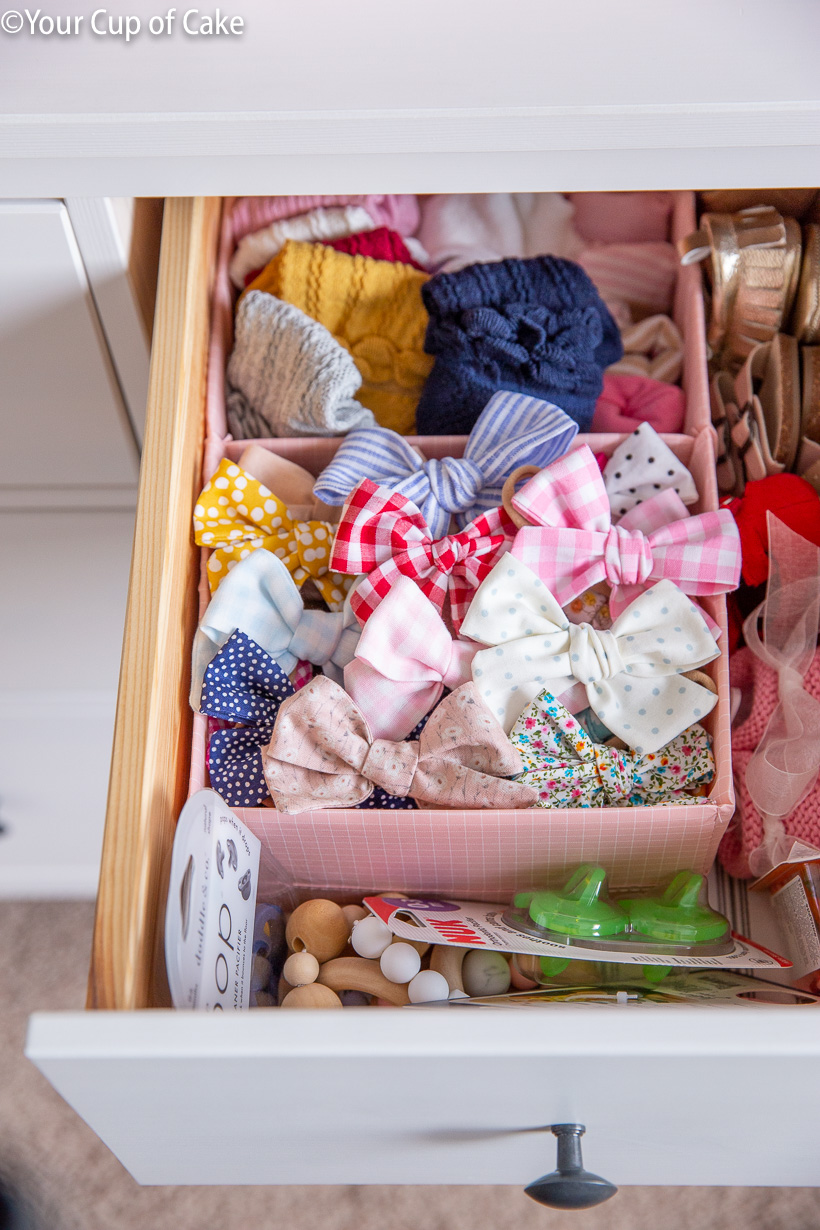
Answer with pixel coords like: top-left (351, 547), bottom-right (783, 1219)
top-left (591, 372), bottom-right (685, 434)
top-left (720, 648), bottom-right (820, 877)
top-left (231, 195), bottom-right (420, 242)
top-left (568, 192), bottom-right (673, 243)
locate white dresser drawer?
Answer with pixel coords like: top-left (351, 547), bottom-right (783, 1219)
top-left (25, 195), bottom-right (820, 1193)
top-left (27, 1008), bottom-right (820, 1186)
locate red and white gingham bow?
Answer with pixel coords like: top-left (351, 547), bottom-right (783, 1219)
top-left (330, 478), bottom-right (516, 631)
top-left (511, 445), bottom-right (741, 617)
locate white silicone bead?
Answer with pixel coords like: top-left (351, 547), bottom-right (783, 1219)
top-left (407, 969), bottom-right (450, 1004)
top-left (461, 949), bottom-right (511, 997)
top-left (379, 942), bottom-right (422, 984)
top-left (350, 916), bottom-right (393, 959)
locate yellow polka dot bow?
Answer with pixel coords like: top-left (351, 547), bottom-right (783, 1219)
top-left (194, 459), bottom-right (353, 609)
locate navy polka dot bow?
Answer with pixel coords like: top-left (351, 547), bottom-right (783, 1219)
top-left (201, 630), bottom-right (417, 811)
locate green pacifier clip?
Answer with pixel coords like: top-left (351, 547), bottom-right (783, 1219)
top-left (514, 865), bottom-right (628, 939)
top-left (619, 871), bottom-right (729, 945)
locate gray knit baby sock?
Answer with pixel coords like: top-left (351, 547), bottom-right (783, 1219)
top-left (226, 291), bottom-right (376, 437)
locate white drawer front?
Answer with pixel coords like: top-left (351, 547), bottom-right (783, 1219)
top-left (27, 1008), bottom-right (820, 1187)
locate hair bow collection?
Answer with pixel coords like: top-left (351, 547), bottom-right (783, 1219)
top-left (312, 389), bottom-right (578, 540)
top-left (510, 445), bottom-right (741, 617)
top-left (344, 576), bottom-right (479, 740)
top-left (195, 458), bottom-right (353, 607)
top-left (461, 554), bottom-right (719, 752)
top-left (603, 423), bottom-right (698, 519)
top-left (262, 677), bottom-right (537, 813)
top-left (330, 479), bottom-right (516, 631)
top-left (191, 549), bottom-right (360, 711)
top-left (509, 687), bottom-right (714, 808)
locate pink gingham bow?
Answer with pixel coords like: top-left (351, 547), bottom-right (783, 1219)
top-left (262, 676), bottom-right (537, 813)
top-left (344, 577), bottom-right (479, 740)
top-left (510, 445), bottom-right (741, 617)
top-left (329, 478), bottom-right (515, 631)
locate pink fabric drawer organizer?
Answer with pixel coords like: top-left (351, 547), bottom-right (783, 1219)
top-left (190, 192), bottom-right (731, 903)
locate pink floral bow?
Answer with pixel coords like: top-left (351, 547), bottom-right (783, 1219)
top-left (344, 577), bottom-right (479, 740)
top-left (330, 478), bottom-right (516, 631)
top-left (262, 676), bottom-right (537, 813)
top-left (510, 445), bottom-right (741, 617)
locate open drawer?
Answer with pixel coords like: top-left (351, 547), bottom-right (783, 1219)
top-left (26, 198), bottom-right (820, 1190)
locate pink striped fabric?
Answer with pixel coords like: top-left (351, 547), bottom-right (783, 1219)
top-left (330, 479), bottom-right (516, 632)
top-left (344, 576), bottom-right (478, 740)
top-left (510, 445), bottom-right (741, 616)
top-left (579, 241), bottom-right (679, 317)
top-left (231, 195), bottom-right (420, 242)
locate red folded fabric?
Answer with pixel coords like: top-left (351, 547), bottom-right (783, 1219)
top-left (591, 371), bottom-right (685, 434)
top-left (727, 474), bottom-right (820, 587)
top-left (321, 226), bottom-right (425, 270)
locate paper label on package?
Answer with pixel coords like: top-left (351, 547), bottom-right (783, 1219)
top-left (364, 895), bottom-right (790, 970)
top-left (771, 875), bottom-right (820, 978)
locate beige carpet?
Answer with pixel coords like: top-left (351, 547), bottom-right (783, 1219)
top-left (1, 901), bottom-right (816, 1230)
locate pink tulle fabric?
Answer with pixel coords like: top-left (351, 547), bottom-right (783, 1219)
top-left (231, 195), bottom-right (420, 242)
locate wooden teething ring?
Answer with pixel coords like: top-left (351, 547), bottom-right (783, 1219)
top-left (501, 465), bottom-right (543, 527)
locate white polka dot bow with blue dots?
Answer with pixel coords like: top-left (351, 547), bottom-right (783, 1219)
top-left (460, 554), bottom-right (719, 754)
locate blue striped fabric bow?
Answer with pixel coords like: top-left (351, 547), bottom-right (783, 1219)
top-left (312, 390), bottom-right (579, 540)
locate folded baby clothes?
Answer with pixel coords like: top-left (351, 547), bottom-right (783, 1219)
top-left (246, 242), bottom-right (431, 435)
top-left (578, 242), bottom-right (679, 324)
top-left (226, 292), bottom-right (374, 438)
top-left (592, 372), bottom-right (685, 435)
top-left (313, 389), bottom-right (578, 540)
top-left (229, 205), bottom-right (376, 288)
top-left (608, 315), bottom-right (685, 385)
top-left (510, 444), bottom-right (740, 617)
top-left (415, 256), bottom-right (623, 436)
top-left (231, 195), bottom-right (420, 243)
top-left (194, 457), bottom-right (353, 605)
top-left (568, 192), bottom-right (673, 245)
top-left (330, 478), bottom-right (516, 633)
top-left (262, 677), bottom-right (537, 813)
top-left (190, 550), bottom-right (360, 712)
top-left (722, 518), bottom-right (820, 877)
top-left (461, 554), bottom-right (720, 750)
top-left (726, 474), bottom-right (820, 587)
top-left (510, 687), bottom-right (714, 808)
top-left (417, 193), bottom-right (584, 274)
top-left (321, 226), bottom-right (427, 270)
top-left (603, 423), bottom-right (699, 519)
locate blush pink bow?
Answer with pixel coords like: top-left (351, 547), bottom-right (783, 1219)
top-left (344, 577), bottom-right (479, 740)
top-left (510, 445), bottom-right (741, 617)
top-left (329, 478), bottom-right (516, 631)
top-left (261, 676), bottom-right (537, 813)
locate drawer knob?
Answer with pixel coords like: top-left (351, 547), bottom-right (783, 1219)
top-left (525, 1124), bottom-right (617, 1210)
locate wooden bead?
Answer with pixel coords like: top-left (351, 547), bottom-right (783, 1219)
top-left (277, 976), bottom-right (294, 1006)
top-left (318, 957), bottom-right (411, 1006)
top-left (286, 899), bottom-right (350, 963)
top-left (283, 952), bottom-right (320, 987)
top-left (341, 904), bottom-right (369, 928)
top-left (281, 984), bottom-right (343, 1009)
top-left (400, 937), bottom-right (431, 958)
top-left (429, 944), bottom-right (466, 993)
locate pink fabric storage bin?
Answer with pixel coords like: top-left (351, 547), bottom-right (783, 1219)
top-left (190, 194), bottom-right (729, 904)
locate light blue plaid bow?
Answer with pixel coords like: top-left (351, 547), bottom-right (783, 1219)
top-left (313, 389), bottom-right (578, 539)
